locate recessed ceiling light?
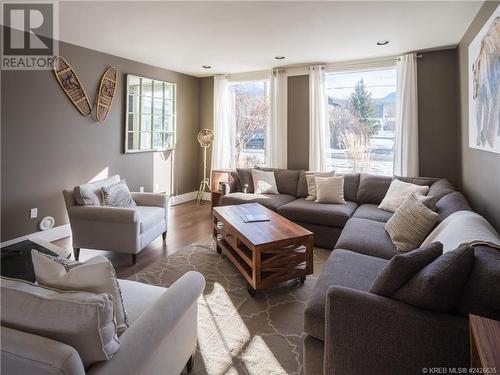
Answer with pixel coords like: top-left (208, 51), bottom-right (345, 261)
top-left (202, 65), bottom-right (211, 69)
top-left (377, 40), bottom-right (389, 46)
top-left (275, 56), bottom-right (285, 60)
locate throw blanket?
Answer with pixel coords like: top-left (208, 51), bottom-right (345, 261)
top-left (422, 210), bottom-right (500, 252)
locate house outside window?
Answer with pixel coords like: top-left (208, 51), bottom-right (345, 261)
top-left (229, 80), bottom-right (270, 168)
top-left (326, 67), bottom-right (397, 175)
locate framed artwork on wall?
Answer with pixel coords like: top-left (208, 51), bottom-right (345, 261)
top-left (468, 5), bottom-right (500, 154)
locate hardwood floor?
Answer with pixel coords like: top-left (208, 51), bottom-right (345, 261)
top-left (52, 201), bottom-right (212, 278)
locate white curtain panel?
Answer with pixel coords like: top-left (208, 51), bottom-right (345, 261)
top-left (212, 75), bottom-right (235, 170)
top-left (394, 53), bottom-right (419, 177)
top-left (309, 65), bottom-right (328, 171)
top-left (268, 68), bottom-right (288, 168)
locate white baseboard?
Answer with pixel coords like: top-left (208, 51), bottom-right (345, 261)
top-left (1, 224), bottom-right (72, 248)
top-left (169, 191), bottom-right (212, 206)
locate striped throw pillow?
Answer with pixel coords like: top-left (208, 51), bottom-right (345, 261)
top-left (101, 180), bottom-right (136, 208)
top-left (385, 193), bottom-right (439, 252)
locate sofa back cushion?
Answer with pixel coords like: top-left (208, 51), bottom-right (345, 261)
top-left (236, 168), bottom-right (254, 193)
top-left (257, 167), bottom-right (300, 196)
top-left (455, 245), bottom-right (500, 321)
top-left (436, 191), bottom-right (471, 223)
top-left (341, 173), bottom-right (361, 202)
top-left (428, 179), bottom-right (455, 201)
top-left (357, 174), bottom-right (393, 204)
top-left (296, 170), bottom-right (308, 198)
top-left (1, 277), bottom-right (119, 368)
top-left (73, 175), bottom-right (120, 206)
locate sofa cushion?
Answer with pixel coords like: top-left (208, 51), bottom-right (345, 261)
top-left (436, 191), bottom-right (471, 223)
top-left (220, 193), bottom-right (296, 212)
top-left (304, 250), bottom-right (387, 340)
top-left (315, 176), bottom-right (346, 204)
top-left (305, 171), bottom-right (335, 200)
top-left (393, 245), bottom-right (475, 312)
top-left (341, 173), bottom-right (361, 202)
top-left (397, 176), bottom-right (439, 187)
top-left (378, 179), bottom-right (430, 213)
top-left (119, 279), bottom-right (166, 324)
top-left (370, 242), bottom-right (443, 296)
top-left (334, 218), bottom-right (397, 259)
top-left (356, 174), bottom-right (393, 205)
top-left (101, 179), bottom-right (136, 208)
top-left (296, 170), bottom-right (308, 198)
top-left (0, 277), bottom-right (119, 368)
top-left (252, 169), bottom-right (278, 194)
top-left (257, 167), bottom-right (300, 196)
top-left (428, 179), bottom-right (455, 201)
top-left (74, 175), bottom-right (120, 206)
top-left (455, 245), bottom-right (500, 321)
top-left (236, 168), bottom-right (254, 193)
top-left (352, 204), bottom-right (393, 222)
top-left (135, 206), bottom-right (165, 233)
top-left (278, 198), bottom-right (357, 227)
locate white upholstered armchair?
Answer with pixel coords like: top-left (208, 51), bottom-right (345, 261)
top-left (63, 175), bottom-right (169, 264)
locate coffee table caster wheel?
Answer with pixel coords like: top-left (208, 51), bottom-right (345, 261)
top-left (216, 246), bottom-right (222, 254)
top-left (298, 276), bottom-right (306, 284)
top-left (247, 285), bottom-right (256, 297)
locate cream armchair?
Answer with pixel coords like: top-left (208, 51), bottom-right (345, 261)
top-left (63, 176), bottom-right (169, 264)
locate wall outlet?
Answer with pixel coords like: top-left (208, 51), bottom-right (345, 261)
top-left (30, 208), bottom-right (38, 219)
top-left (139, 186), bottom-right (144, 193)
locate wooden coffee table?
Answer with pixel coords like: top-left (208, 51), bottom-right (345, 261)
top-left (212, 203), bottom-right (314, 296)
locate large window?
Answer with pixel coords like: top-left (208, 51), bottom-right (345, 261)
top-left (229, 80), bottom-right (270, 168)
top-left (326, 68), bottom-right (396, 175)
top-left (125, 75), bottom-right (176, 153)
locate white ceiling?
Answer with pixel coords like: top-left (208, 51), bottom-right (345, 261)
top-left (58, 1), bottom-right (482, 77)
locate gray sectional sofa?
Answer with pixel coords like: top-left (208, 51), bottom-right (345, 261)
top-left (221, 168), bottom-right (500, 375)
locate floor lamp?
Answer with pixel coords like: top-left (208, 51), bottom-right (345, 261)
top-left (196, 129), bottom-right (214, 205)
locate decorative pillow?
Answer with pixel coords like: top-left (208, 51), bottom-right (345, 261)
top-left (251, 169), bottom-right (278, 194)
top-left (305, 171), bottom-right (335, 200)
top-left (385, 193), bottom-right (439, 252)
top-left (236, 168), bottom-right (254, 193)
top-left (74, 174), bottom-right (120, 206)
top-left (101, 180), bottom-right (136, 208)
top-left (370, 242), bottom-right (443, 296)
top-left (379, 179), bottom-right (430, 213)
top-left (1, 276), bottom-right (119, 368)
top-left (393, 245), bottom-right (475, 312)
top-left (31, 251), bottom-right (129, 334)
top-left (315, 176), bottom-right (346, 204)
top-left (416, 194), bottom-right (437, 211)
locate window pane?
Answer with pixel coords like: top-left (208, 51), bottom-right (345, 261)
top-left (164, 99), bottom-right (174, 116)
top-left (163, 115), bottom-right (174, 132)
top-left (127, 132), bottom-right (140, 150)
top-left (230, 80), bottom-right (269, 168)
top-left (141, 97), bottom-right (152, 114)
top-left (128, 113), bottom-right (140, 131)
top-left (164, 84), bottom-right (174, 100)
top-left (140, 132), bottom-right (151, 150)
top-left (141, 79), bottom-right (153, 97)
top-left (153, 115), bottom-right (163, 131)
top-left (141, 114), bottom-right (151, 131)
top-left (153, 132), bottom-right (163, 148)
top-left (153, 98), bottom-right (163, 115)
top-left (164, 132), bottom-right (175, 149)
top-left (326, 68), bottom-right (396, 175)
top-left (153, 82), bottom-right (164, 98)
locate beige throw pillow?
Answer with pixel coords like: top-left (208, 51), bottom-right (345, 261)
top-left (1, 276), bottom-right (119, 368)
top-left (379, 179), bottom-right (430, 213)
top-left (251, 169), bottom-right (278, 194)
top-left (385, 193), bottom-right (439, 252)
top-left (305, 171), bottom-right (335, 200)
top-left (31, 251), bottom-right (129, 334)
top-left (315, 176), bottom-right (346, 204)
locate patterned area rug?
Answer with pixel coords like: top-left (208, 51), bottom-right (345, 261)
top-left (129, 240), bottom-right (329, 375)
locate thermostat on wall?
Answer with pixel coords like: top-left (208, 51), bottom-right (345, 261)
top-left (39, 216), bottom-right (55, 231)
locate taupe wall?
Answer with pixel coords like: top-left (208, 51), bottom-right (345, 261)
top-left (458, 1), bottom-right (500, 231)
top-left (1, 40), bottom-right (200, 241)
top-left (198, 77), bottom-right (214, 179)
top-left (417, 49), bottom-right (460, 187)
